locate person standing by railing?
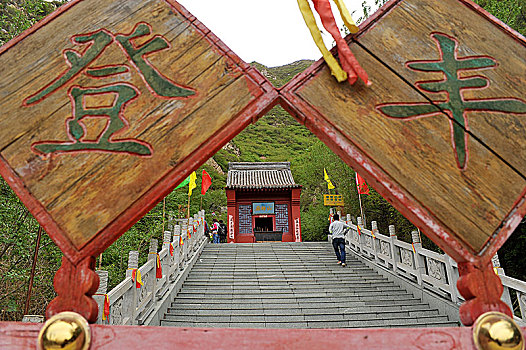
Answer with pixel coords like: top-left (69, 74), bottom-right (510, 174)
top-left (329, 213), bottom-right (351, 267)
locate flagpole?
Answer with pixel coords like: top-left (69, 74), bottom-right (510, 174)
top-left (187, 194), bottom-right (190, 220)
top-left (358, 190), bottom-right (365, 226)
top-left (162, 197), bottom-right (166, 233)
top-left (356, 172), bottom-right (367, 228)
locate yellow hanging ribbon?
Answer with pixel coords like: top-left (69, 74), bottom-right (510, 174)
top-left (297, 0), bottom-right (348, 82)
top-left (332, 0), bottom-right (359, 34)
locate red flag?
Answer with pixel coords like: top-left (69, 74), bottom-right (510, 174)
top-left (169, 243), bottom-right (174, 256)
top-left (356, 173), bottom-right (370, 195)
top-left (201, 170), bottom-right (212, 195)
top-left (357, 225), bottom-right (362, 236)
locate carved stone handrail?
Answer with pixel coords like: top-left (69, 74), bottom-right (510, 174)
top-left (94, 210), bottom-right (207, 325)
top-left (330, 213), bottom-right (526, 326)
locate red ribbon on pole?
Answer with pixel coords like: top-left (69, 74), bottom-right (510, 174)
top-left (131, 268), bottom-right (143, 288)
top-left (154, 253), bottom-right (162, 278)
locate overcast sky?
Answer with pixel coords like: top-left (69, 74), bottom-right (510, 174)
top-left (176, 0), bottom-right (376, 67)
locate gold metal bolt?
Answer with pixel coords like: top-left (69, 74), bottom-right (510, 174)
top-left (473, 311), bottom-right (524, 350)
top-left (37, 311), bottom-right (91, 350)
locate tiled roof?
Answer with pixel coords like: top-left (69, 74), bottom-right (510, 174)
top-left (226, 162), bottom-right (300, 190)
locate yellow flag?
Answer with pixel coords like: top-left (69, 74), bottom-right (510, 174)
top-left (188, 171), bottom-right (197, 196)
top-left (324, 168), bottom-right (335, 190)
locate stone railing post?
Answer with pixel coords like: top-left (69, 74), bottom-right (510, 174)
top-left (148, 239), bottom-right (159, 304)
top-left (411, 230), bottom-right (424, 285)
top-left (94, 270), bottom-right (109, 324)
top-left (174, 225), bottom-right (182, 271)
top-left (162, 231), bottom-right (173, 281)
top-left (127, 250), bottom-right (139, 325)
top-left (190, 216), bottom-right (195, 252)
top-left (181, 221), bottom-right (188, 262)
top-left (492, 253), bottom-right (513, 308)
top-left (371, 221), bottom-right (380, 263)
top-left (199, 210), bottom-right (205, 242)
top-left (193, 214), bottom-right (199, 250)
top-left (444, 254), bottom-right (460, 303)
top-left (357, 216), bottom-right (364, 253)
top-left (388, 225), bottom-right (398, 271)
top-left (345, 214), bottom-right (351, 244)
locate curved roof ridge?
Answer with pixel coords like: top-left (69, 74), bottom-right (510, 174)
top-left (226, 162), bottom-right (300, 189)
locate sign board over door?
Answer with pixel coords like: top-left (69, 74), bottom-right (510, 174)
top-left (253, 202), bottom-right (275, 215)
top-left (282, 0), bottom-right (526, 264)
top-left (0, 0), bottom-right (276, 264)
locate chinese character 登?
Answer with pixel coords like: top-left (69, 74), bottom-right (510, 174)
top-left (25, 22), bottom-right (196, 157)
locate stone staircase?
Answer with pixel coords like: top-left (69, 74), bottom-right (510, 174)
top-left (161, 242), bottom-right (460, 328)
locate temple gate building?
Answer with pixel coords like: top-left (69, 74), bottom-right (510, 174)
top-left (226, 162), bottom-right (302, 243)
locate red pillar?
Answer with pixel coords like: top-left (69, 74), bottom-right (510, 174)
top-left (226, 189), bottom-right (236, 243)
top-left (291, 188), bottom-right (302, 242)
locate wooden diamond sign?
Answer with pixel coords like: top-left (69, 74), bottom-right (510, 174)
top-left (282, 0), bottom-right (526, 265)
top-left (0, 0), bottom-right (276, 264)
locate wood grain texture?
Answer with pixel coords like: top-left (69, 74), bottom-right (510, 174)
top-left (1, 321), bottom-right (525, 350)
top-left (0, 0), bottom-right (272, 253)
top-left (292, 42), bottom-right (525, 253)
top-left (357, 0), bottom-right (526, 176)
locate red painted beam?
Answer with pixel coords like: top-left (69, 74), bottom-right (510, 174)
top-left (2, 322), bottom-right (525, 349)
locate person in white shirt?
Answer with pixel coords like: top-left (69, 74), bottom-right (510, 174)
top-left (328, 213), bottom-right (351, 267)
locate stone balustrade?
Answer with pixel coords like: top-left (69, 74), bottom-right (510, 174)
top-left (94, 210), bottom-right (207, 326)
top-left (330, 215), bottom-right (526, 326)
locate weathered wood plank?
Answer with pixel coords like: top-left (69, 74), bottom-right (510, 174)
top-left (0, 2), bottom-right (191, 150)
top-left (293, 44), bottom-right (525, 253)
top-left (0, 0), bottom-right (274, 254)
top-left (357, 0), bottom-right (526, 176)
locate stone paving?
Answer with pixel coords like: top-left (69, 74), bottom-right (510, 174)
top-left (161, 242), bottom-right (460, 328)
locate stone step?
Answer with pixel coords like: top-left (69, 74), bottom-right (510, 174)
top-left (181, 282), bottom-right (396, 289)
top-left (186, 274), bottom-right (388, 279)
top-left (173, 293), bottom-right (416, 302)
top-left (161, 316), bottom-right (458, 328)
top-left (164, 242), bottom-right (458, 329)
top-left (180, 283), bottom-right (397, 291)
top-left (183, 278), bottom-right (391, 285)
top-left (177, 287), bottom-right (407, 296)
top-left (170, 299), bottom-right (428, 310)
top-left (166, 306), bottom-right (438, 317)
top-left (163, 312), bottom-right (448, 324)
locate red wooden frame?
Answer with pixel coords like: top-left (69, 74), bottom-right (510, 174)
top-left (0, 0), bottom-right (278, 266)
top-left (279, 0), bottom-right (526, 267)
top-left (0, 0), bottom-right (523, 330)
top-left (1, 321), bottom-right (524, 349)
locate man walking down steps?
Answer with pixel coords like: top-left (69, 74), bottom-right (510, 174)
top-left (329, 213), bottom-right (351, 267)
